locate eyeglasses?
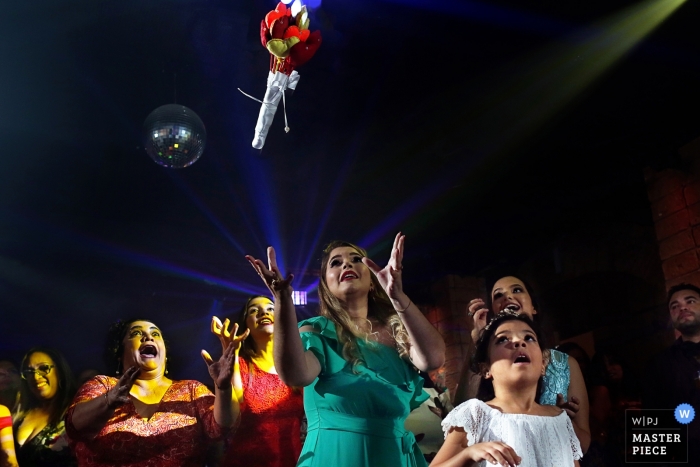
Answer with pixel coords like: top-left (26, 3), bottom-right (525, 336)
top-left (21, 364), bottom-right (55, 380)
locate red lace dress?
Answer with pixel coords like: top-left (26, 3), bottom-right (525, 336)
top-left (222, 358), bottom-right (304, 467)
top-left (66, 376), bottom-right (226, 467)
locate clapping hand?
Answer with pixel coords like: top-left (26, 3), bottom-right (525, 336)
top-left (246, 247), bottom-right (293, 297)
top-left (201, 342), bottom-right (237, 390)
top-left (105, 366), bottom-right (140, 409)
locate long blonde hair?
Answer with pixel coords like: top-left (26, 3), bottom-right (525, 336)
top-left (318, 241), bottom-right (410, 370)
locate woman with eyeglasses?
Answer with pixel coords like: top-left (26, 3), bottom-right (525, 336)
top-left (212, 296), bottom-right (305, 467)
top-left (13, 347), bottom-right (77, 467)
top-left (65, 319), bottom-right (243, 467)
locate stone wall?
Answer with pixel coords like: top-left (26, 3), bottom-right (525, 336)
top-left (646, 137), bottom-right (700, 290)
top-left (421, 275), bottom-right (482, 398)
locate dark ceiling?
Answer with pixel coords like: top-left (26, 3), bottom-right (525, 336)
top-left (1, 0), bottom-right (698, 376)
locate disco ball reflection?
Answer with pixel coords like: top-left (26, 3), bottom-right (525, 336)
top-left (143, 104), bottom-right (206, 168)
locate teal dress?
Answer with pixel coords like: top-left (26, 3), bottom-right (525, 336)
top-left (541, 349), bottom-right (571, 405)
top-left (298, 316), bottom-right (429, 467)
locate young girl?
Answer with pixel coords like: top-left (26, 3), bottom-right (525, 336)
top-left (432, 313), bottom-right (582, 467)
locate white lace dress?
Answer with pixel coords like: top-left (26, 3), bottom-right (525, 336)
top-left (442, 399), bottom-right (582, 467)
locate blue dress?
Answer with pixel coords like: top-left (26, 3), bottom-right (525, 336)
top-left (298, 316), bottom-right (428, 467)
top-left (541, 349), bottom-right (571, 405)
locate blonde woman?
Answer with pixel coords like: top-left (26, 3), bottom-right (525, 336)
top-left (246, 233), bottom-right (445, 467)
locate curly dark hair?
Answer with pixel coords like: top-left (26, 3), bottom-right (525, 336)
top-left (104, 318), bottom-right (170, 375)
top-left (471, 313), bottom-right (546, 402)
top-left (235, 295), bottom-right (272, 362)
top-left (17, 347), bottom-right (76, 429)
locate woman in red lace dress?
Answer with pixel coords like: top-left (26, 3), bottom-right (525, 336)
top-left (212, 296), bottom-right (304, 467)
top-left (65, 318), bottom-right (245, 467)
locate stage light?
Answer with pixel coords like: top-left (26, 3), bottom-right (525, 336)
top-left (292, 290), bottom-right (307, 305)
top-left (358, 0), bottom-right (688, 247)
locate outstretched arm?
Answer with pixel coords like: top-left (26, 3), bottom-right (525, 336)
top-left (364, 233), bottom-right (445, 371)
top-left (246, 248), bottom-right (321, 387)
top-left (210, 317), bottom-right (250, 402)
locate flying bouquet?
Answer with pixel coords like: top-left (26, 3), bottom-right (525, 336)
top-left (240, 2), bottom-right (322, 149)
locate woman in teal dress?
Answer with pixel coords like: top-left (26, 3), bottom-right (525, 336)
top-left (454, 275), bottom-right (591, 453)
top-left (246, 233), bottom-right (446, 467)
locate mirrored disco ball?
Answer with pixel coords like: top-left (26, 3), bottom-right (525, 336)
top-left (143, 104), bottom-right (206, 168)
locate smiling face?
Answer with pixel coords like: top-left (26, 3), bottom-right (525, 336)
top-left (23, 352), bottom-right (59, 401)
top-left (669, 289), bottom-right (700, 336)
top-left (491, 276), bottom-right (537, 318)
top-left (120, 321), bottom-right (167, 375)
top-left (323, 246), bottom-right (372, 300)
top-left (485, 320), bottom-right (544, 387)
top-left (245, 297), bottom-right (275, 338)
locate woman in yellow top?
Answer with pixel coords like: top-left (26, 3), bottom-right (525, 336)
top-left (0, 404), bottom-right (17, 467)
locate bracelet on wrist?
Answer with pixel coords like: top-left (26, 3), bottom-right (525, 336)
top-left (395, 299), bottom-right (412, 314)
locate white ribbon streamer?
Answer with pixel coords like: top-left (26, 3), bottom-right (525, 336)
top-left (238, 70), bottom-right (300, 149)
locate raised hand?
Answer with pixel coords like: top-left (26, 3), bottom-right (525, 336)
top-left (211, 318), bottom-right (250, 354)
top-left (468, 298), bottom-right (490, 342)
top-left (202, 342), bottom-right (237, 390)
top-left (105, 366), bottom-right (140, 409)
top-left (465, 441), bottom-right (521, 467)
top-left (246, 247), bottom-right (293, 297)
top-left (362, 232), bottom-right (405, 300)
top-left (556, 393), bottom-right (581, 419)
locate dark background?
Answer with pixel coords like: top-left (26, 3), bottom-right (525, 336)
top-left (1, 0), bottom-right (697, 382)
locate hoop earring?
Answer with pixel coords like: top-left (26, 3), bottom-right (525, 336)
top-left (116, 360), bottom-right (121, 376)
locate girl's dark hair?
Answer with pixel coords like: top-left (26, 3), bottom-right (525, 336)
top-left (235, 295), bottom-right (271, 362)
top-left (104, 318), bottom-right (170, 375)
top-left (17, 347), bottom-right (76, 429)
top-left (471, 313), bottom-right (546, 402)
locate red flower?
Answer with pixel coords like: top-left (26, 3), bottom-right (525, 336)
top-left (289, 30), bottom-right (322, 68)
top-left (261, 2), bottom-right (322, 74)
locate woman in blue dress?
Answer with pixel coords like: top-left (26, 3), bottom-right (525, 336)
top-left (246, 232), bottom-right (445, 467)
top-left (454, 275), bottom-right (591, 453)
